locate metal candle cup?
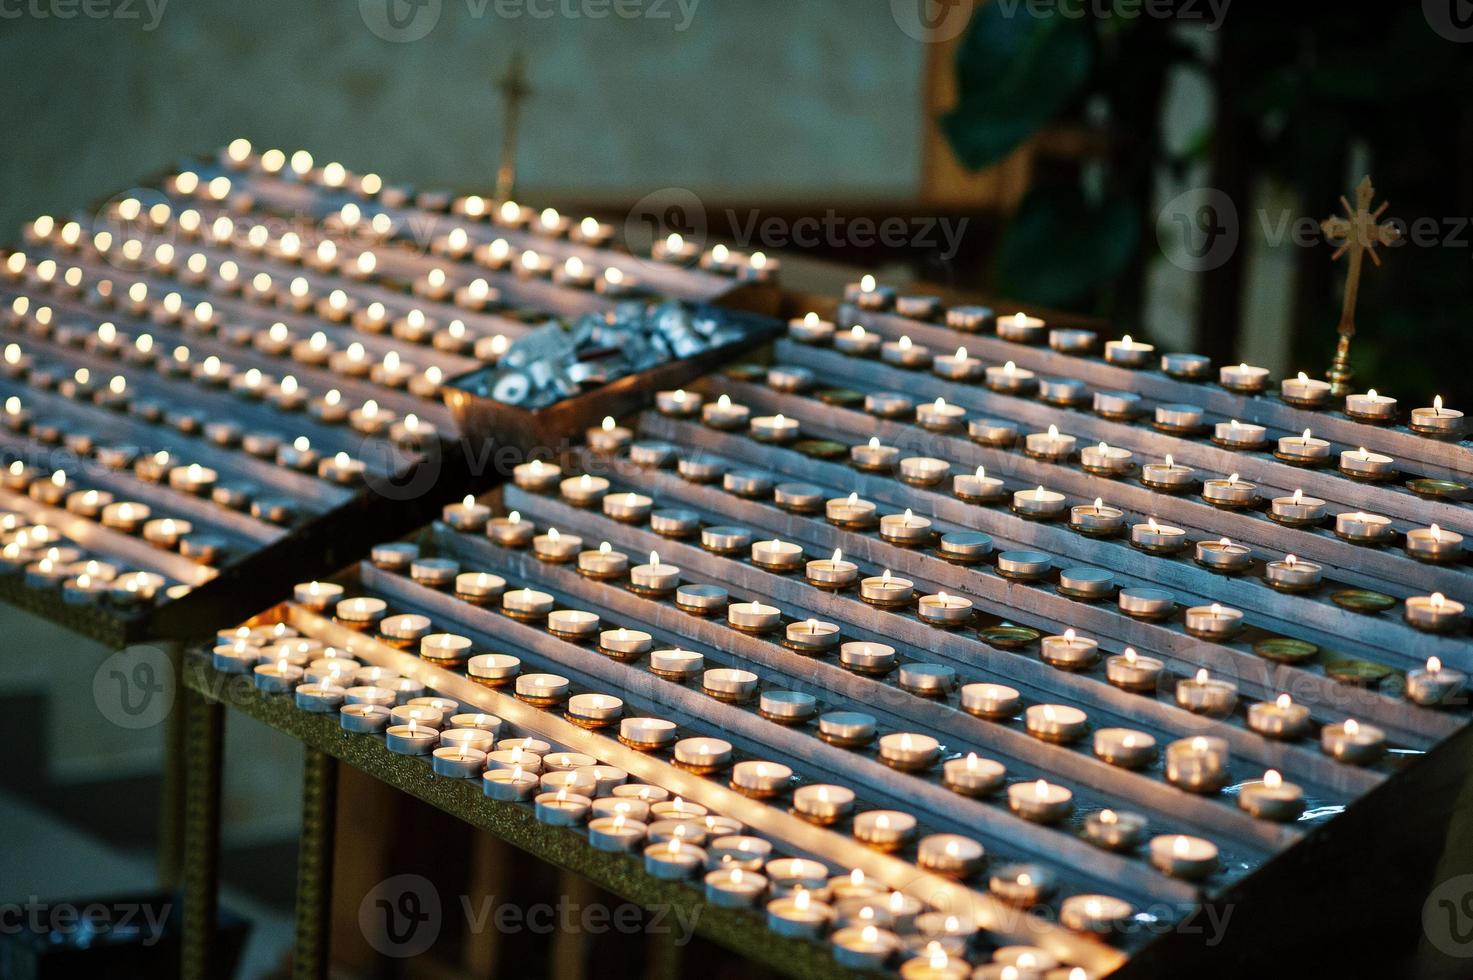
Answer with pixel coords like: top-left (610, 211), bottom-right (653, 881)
top-left (943, 754), bottom-right (1006, 798)
top-left (1092, 390), bottom-right (1142, 420)
top-left (898, 456), bottom-right (950, 487)
top-left (766, 892), bottom-right (834, 938)
top-left (879, 511), bottom-right (932, 546)
top-left (1201, 475), bottom-right (1257, 508)
top-left (1339, 447), bottom-right (1396, 480)
top-left (1150, 835), bottom-right (1218, 881)
top-left (915, 399), bottom-right (965, 431)
top-left (1219, 363), bottom-right (1269, 393)
top-left (512, 460), bottom-right (561, 492)
top-left (949, 679), bottom-right (1021, 724)
top-left (1322, 720), bottom-right (1385, 764)
top-left (1276, 430), bottom-right (1332, 464)
top-left (750, 414), bottom-right (801, 444)
top-left (1007, 781), bottom-right (1073, 824)
top-left (1083, 809), bottom-right (1148, 852)
top-left (995, 550), bottom-right (1051, 581)
top-left (785, 618), bottom-right (841, 653)
top-left (984, 361), bottom-right (1036, 394)
top-left (917, 834), bottom-right (984, 877)
top-left (859, 572), bottom-right (914, 606)
top-left (1239, 772), bottom-right (1305, 821)
top-left (1024, 428), bottom-right (1076, 461)
top-left (1153, 403), bottom-right (1204, 433)
top-left (1195, 539), bottom-right (1252, 574)
top-left (1162, 351), bottom-right (1212, 379)
top-left (917, 593), bottom-right (972, 627)
top-left (1049, 327), bottom-right (1095, 354)
top-left (1271, 491), bottom-right (1327, 525)
top-left (703, 667), bottom-right (759, 702)
top-left (1405, 525), bottom-right (1464, 563)
top-left (1344, 390), bottom-right (1398, 422)
top-left (1407, 659), bottom-right (1468, 707)
top-left (793, 784), bottom-right (855, 824)
top-left (806, 552), bottom-right (859, 588)
top-left (752, 538), bottom-right (805, 572)
top-left (1079, 442), bottom-right (1134, 475)
top-left (1165, 736), bottom-right (1229, 793)
top-left (932, 347), bottom-right (982, 381)
top-left (1069, 502), bottom-right (1124, 535)
top-left (853, 810), bottom-right (916, 850)
top-left (968, 418), bottom-right (1018, 447)
top-left (880, 337), bottom-right (931, 369)
top-left (1213, 420), bottom-right (1267, 450)
top-left (1265, 555), bottom-right (1322, 591)
top-left (1024, 704), bottom-right (1089, 744)
top-left (952, 467), bottom-right (1005, 504)
top-left (1105, 336), bottom-right (1154, 367)
top-left (728, 602), bottom-right (782, 634)
top-left (1092, 728), bottom-right (1156, 769)
top-left (1406, 593), bottom-right (1466, 633)
top-left (1280, 373), bottom-right (1331, 407)
top-left (758, 690), bottom-right (817, 724)
top-left (849, 440), bottom-right (899, 473)
top-left (825, 494), bottom-right (878, 528)
top-left (1012, 487), bottom-right (1067, 519)
top-left (1130, 519), bottom-right (1188, 554)
top-left (1106, 650), bottom-right (1164, 693)
top-left (1411, 401), bottom-right (1465, 438)
top-left (1176, 671), bottom-right (1237, 715)
top-left (878, 732), bottom-right (941, 770)
top-left (834, 324), bottom-right (882, 356)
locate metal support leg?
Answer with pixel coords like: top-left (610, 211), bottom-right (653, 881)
top-left (293, 748), bottom-right (338, 980)
top-left (158, 639), bottom-right (185, 890)
top-left (180, 682), bottom-right (224, 980)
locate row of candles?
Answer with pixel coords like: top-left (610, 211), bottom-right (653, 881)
top-left (80, 191), bottom-right (535, 360)
top-left (11, 230), bottom-right (465, 423)
top-left (2, 281), bottom-right (417, 481)
top-left (678, 375), bottom-right (1468, 637)
top-left (791, 315), bottom-right (1465, 509)
top-left (817, 285), bottom-right (1465, 440)
top-left (218, 609), bottom-right (1106, 974)
top-left (493, 460), bottom-right (1439, 768)
top-left (0, 509), bottom-right (179, 605)
top-left (212, 139), bottom-right (776, 284)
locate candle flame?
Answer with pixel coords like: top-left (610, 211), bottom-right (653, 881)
top-left (1435, 395), bottom-right (1444, 413)
top-left (1429, 657), bottom-right (1443, 674)
top-left (1345, 719), bottom-right (1360, 736)
top-left (1277, 693), bottom-right (1292, 709)
top-left (975, 465), bottom-right (986, 480)
top-left (1033, 779), bottom-right (1049, 799)
top-left (1228, 472), bottom-right (1240, 484)
top-left (1432, 592), bottom-right (1447, 610)
top-left (1196, 668), bottom-right (1210, 684)
top-left (1265, 769), bottom-right (1283, 789)
top-left (1124, 647), bottom-right (1137, 665)
top-left (831, 548), bottom-right (843, 563)
top-left (1286, 554), bottom-right (1297, 567)
top-left (955, 346), bottom-right (967, 360)
top-left (1301, 428), bottom-right (1313, 442)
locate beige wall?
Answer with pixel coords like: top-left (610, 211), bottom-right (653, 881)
top-left (0, 0), bottom-right (927, 235)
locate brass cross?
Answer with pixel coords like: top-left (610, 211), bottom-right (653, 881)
top-left (495, 52), bottom-right (532, 202)
top-left (1320, 176), bottom-right (1400, 396)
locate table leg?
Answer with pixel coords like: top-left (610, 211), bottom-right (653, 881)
top-left (293, 748), bottom-right (338, 980)
top-left (180, 682), bottom-right (224, 980)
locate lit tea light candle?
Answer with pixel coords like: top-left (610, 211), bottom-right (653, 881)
top-left (1407, 656), bottom-right (1466, 707)
top-left (1007, 780), bottom-right (1073, 824)
top-left (1165, 736), bottom-right (1229, 793)
top-left (1213, 418), bottom-right (1267, 450)
top-left (989, 864), bottom-right (1056, 908)
top-left (577, 542), bottom-right (629, 580)
top-left (1345, 388), bottom-right (1398, 423)
top-left (1092, 728), bottom-right (1157, 769)
top-left (1239, 769), bottom-right (1304, 822)
top-left (1408, 589), bottom-right (1467, 633)
top-left (1012, 486), bottom-right (1067, 519)
top-left (767, 888), bottom-right (834, 938)
top-left (792, 784), bottom-right (855, 824)
top-left (1024, 704), bottom-right (1089, 744)
top-left (487, 511), bottom-right (534, 548)
top-left (915, 397), bottom-right (965, 432)
top-left (1219, 362), bottom-right (1269, 393)
top-left (1080, 442), bottom-right (1133, 476)
top-left (532, 527), bottom-right (582, 562)
top-left (340, 703), bottom-right (392, 735)
top-left (100, 501), bottom-right (151, 534)
top-left (952, 465), bottom-right (1005, 504)
top-left (318, 452), bottom-right (365, 486)
top-left (547, 609), bottom-right (601, 641)
top-left (1069, 498), bottom-right (1124, 536)
top-left (938, 754), bottom-right (1005, 801)
top-left (1150, 835), bottom-right (1218, 881)
top-left (750, 413), bottom-right (801, 444)
top-left (1338, 446), bottom-right (1396, 481)
top-left (997, 311), bottom-right (1047, 343)
top-left (917, 592), bottom-right (972, 627)
top-left (1105, 334), bottom-right (1154, 368)
top-left (1025, 425), bottom-right (1076, 461)
top-left (619, 717), bottom-right (677, 751)
top-left (1322, 718), bottom-right (1387, 766)
top-left (1130, 518), bottom-right (1188, 555)
top-left (587, 416), bottom-right (633, 454)
top-left (512, 459), bottom-right (561, 492)
top-left (1405, 524), bottom-right (1464, 563)
top-left (1201, 472), bottom-right (1257, 508)
top-left (442, 495), bottom-right (491, 532)
top-left (1246, 693), bottom-right (1311, 740)
top-left (752, 538), bottom-right (805, 572)
top-left (853, 810), bottom-right (916, 850)
top-left (1083, 809), bottom-right (1148, 852)
top-left (703, 667), bottom-right (760, 702)
top-left (502, 587), bottom-right (555, 620)
top-left (535, 789), bottom-right (592, 827)
top-left (626, 550), bottom-right (680, 595)
top-left (1177, 668), bottom-right (1237, 715)
top-left (916, 834), bottom-right (984, 879)
top-left (788, 311), bottom-right (835, 344)
top-left (701, 393), bottom-right (750, 430)
top-left (932, 346), bottom-right (982, 381)
top-left (655, 388), bottom-right (702, 417)
top-left (880, 334), bottom-right (931, 370)
top-left (385, 719), bottom-right (438, 756)
top-left (1265, 553), bottom-right (1322, 592)
top-left (878, 733), bottom-right (940, 770)
top-left (806, 549), bottom-right (859, 588)
top-left (704, 867), bottom-right (767, 908)
top-left (335, 596), bottom-right (387, 627)
top-left (483, 765), bottom-right (539, 801)
top-left (431, 744), bottom-right (486, 779)
top-left (559, 474), bottom-right (609, 508)
top-left (1276, 428), bottom-right (1331, 465)
top-left (879, 509), bottom-right (933, 546)
top-left (898, 456), bottom-right (949, 487)
top-left (731, 760), bottom-right (792, 797)
top-left (1270, 489), bottom-right (1327, 525)
top-left (860, 569), bottom-right (914, 606)
top-left (1280, 371), bottom-right (1331, 407)
top-left (826, 492), bottom-right (879, 529)
top-left (834, 323), bottom-right (881, 356)
top-left (293, 580), bottom-right (344, 612)
top-left (1040, 629), bottom-right (1100, 669)
top-left (649, 648), bottom-right (703, 681)
top-left (516, 673), bottom-right (571, 706)
top-left (958, 680), bottom-right (1021, 719)
top-left (1410, 395), bottom-right (1464, 439)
